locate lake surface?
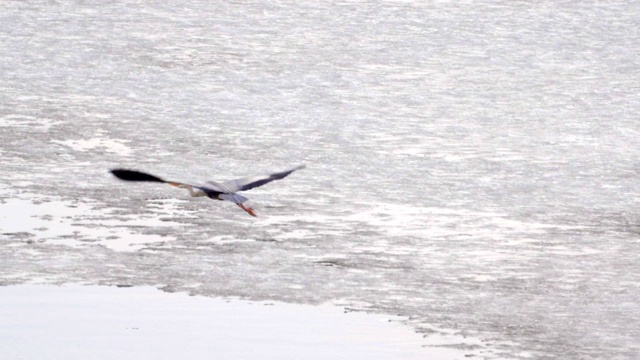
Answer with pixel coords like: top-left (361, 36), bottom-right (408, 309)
top-left (1, 1), bottom-right (639, 359)
top-left (1, 284), bottom-right (457, 360)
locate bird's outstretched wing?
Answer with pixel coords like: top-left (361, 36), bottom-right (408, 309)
top-left (222, 165), bottom-right (306, 192)
top-left (110, 169), bottom-right (203, 194)
top-left (111, 169), bottom-right (167, 183)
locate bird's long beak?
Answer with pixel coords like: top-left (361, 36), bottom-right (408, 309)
top-left (168, 182), bottom-right (180, 187)
top-left (238, 204), bottom-right (257, 217)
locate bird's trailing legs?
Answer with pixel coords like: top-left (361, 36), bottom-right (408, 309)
top-left (238, 203), bottom-right (257, 217)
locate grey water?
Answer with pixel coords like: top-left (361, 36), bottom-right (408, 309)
top-left (1, 1), bottom-right (639, 359)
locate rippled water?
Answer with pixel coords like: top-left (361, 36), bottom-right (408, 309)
top-left (1, 1), bottom-right (639, 359)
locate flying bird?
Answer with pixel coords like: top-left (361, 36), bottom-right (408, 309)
top-left (110, 165), bottom-right (305, 217)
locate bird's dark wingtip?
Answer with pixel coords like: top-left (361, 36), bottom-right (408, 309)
top-left (110, 169), bottom-right (166, 183)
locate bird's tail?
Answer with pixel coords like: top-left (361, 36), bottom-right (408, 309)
top-left (220, 193), bottom-right (249, 204)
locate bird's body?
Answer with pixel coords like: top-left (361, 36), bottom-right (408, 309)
top-left (110, 165), bottom-right (305, 217)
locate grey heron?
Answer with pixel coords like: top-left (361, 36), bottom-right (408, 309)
top-left (110, 165), bottom-right (305, 217)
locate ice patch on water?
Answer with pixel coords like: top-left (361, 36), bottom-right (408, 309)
top-left (0, 114), bottom-right (62, 131)
top-left (346, 202), bottom-right (587, 240)
top-left (0, 195), bottom-right (188, 252)
top-left (52, 138), bottom-right (132, 156)
top-left (203, 235), bottom-right (256, 245)
top-left (247, 201), bottom-right (581, 248)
